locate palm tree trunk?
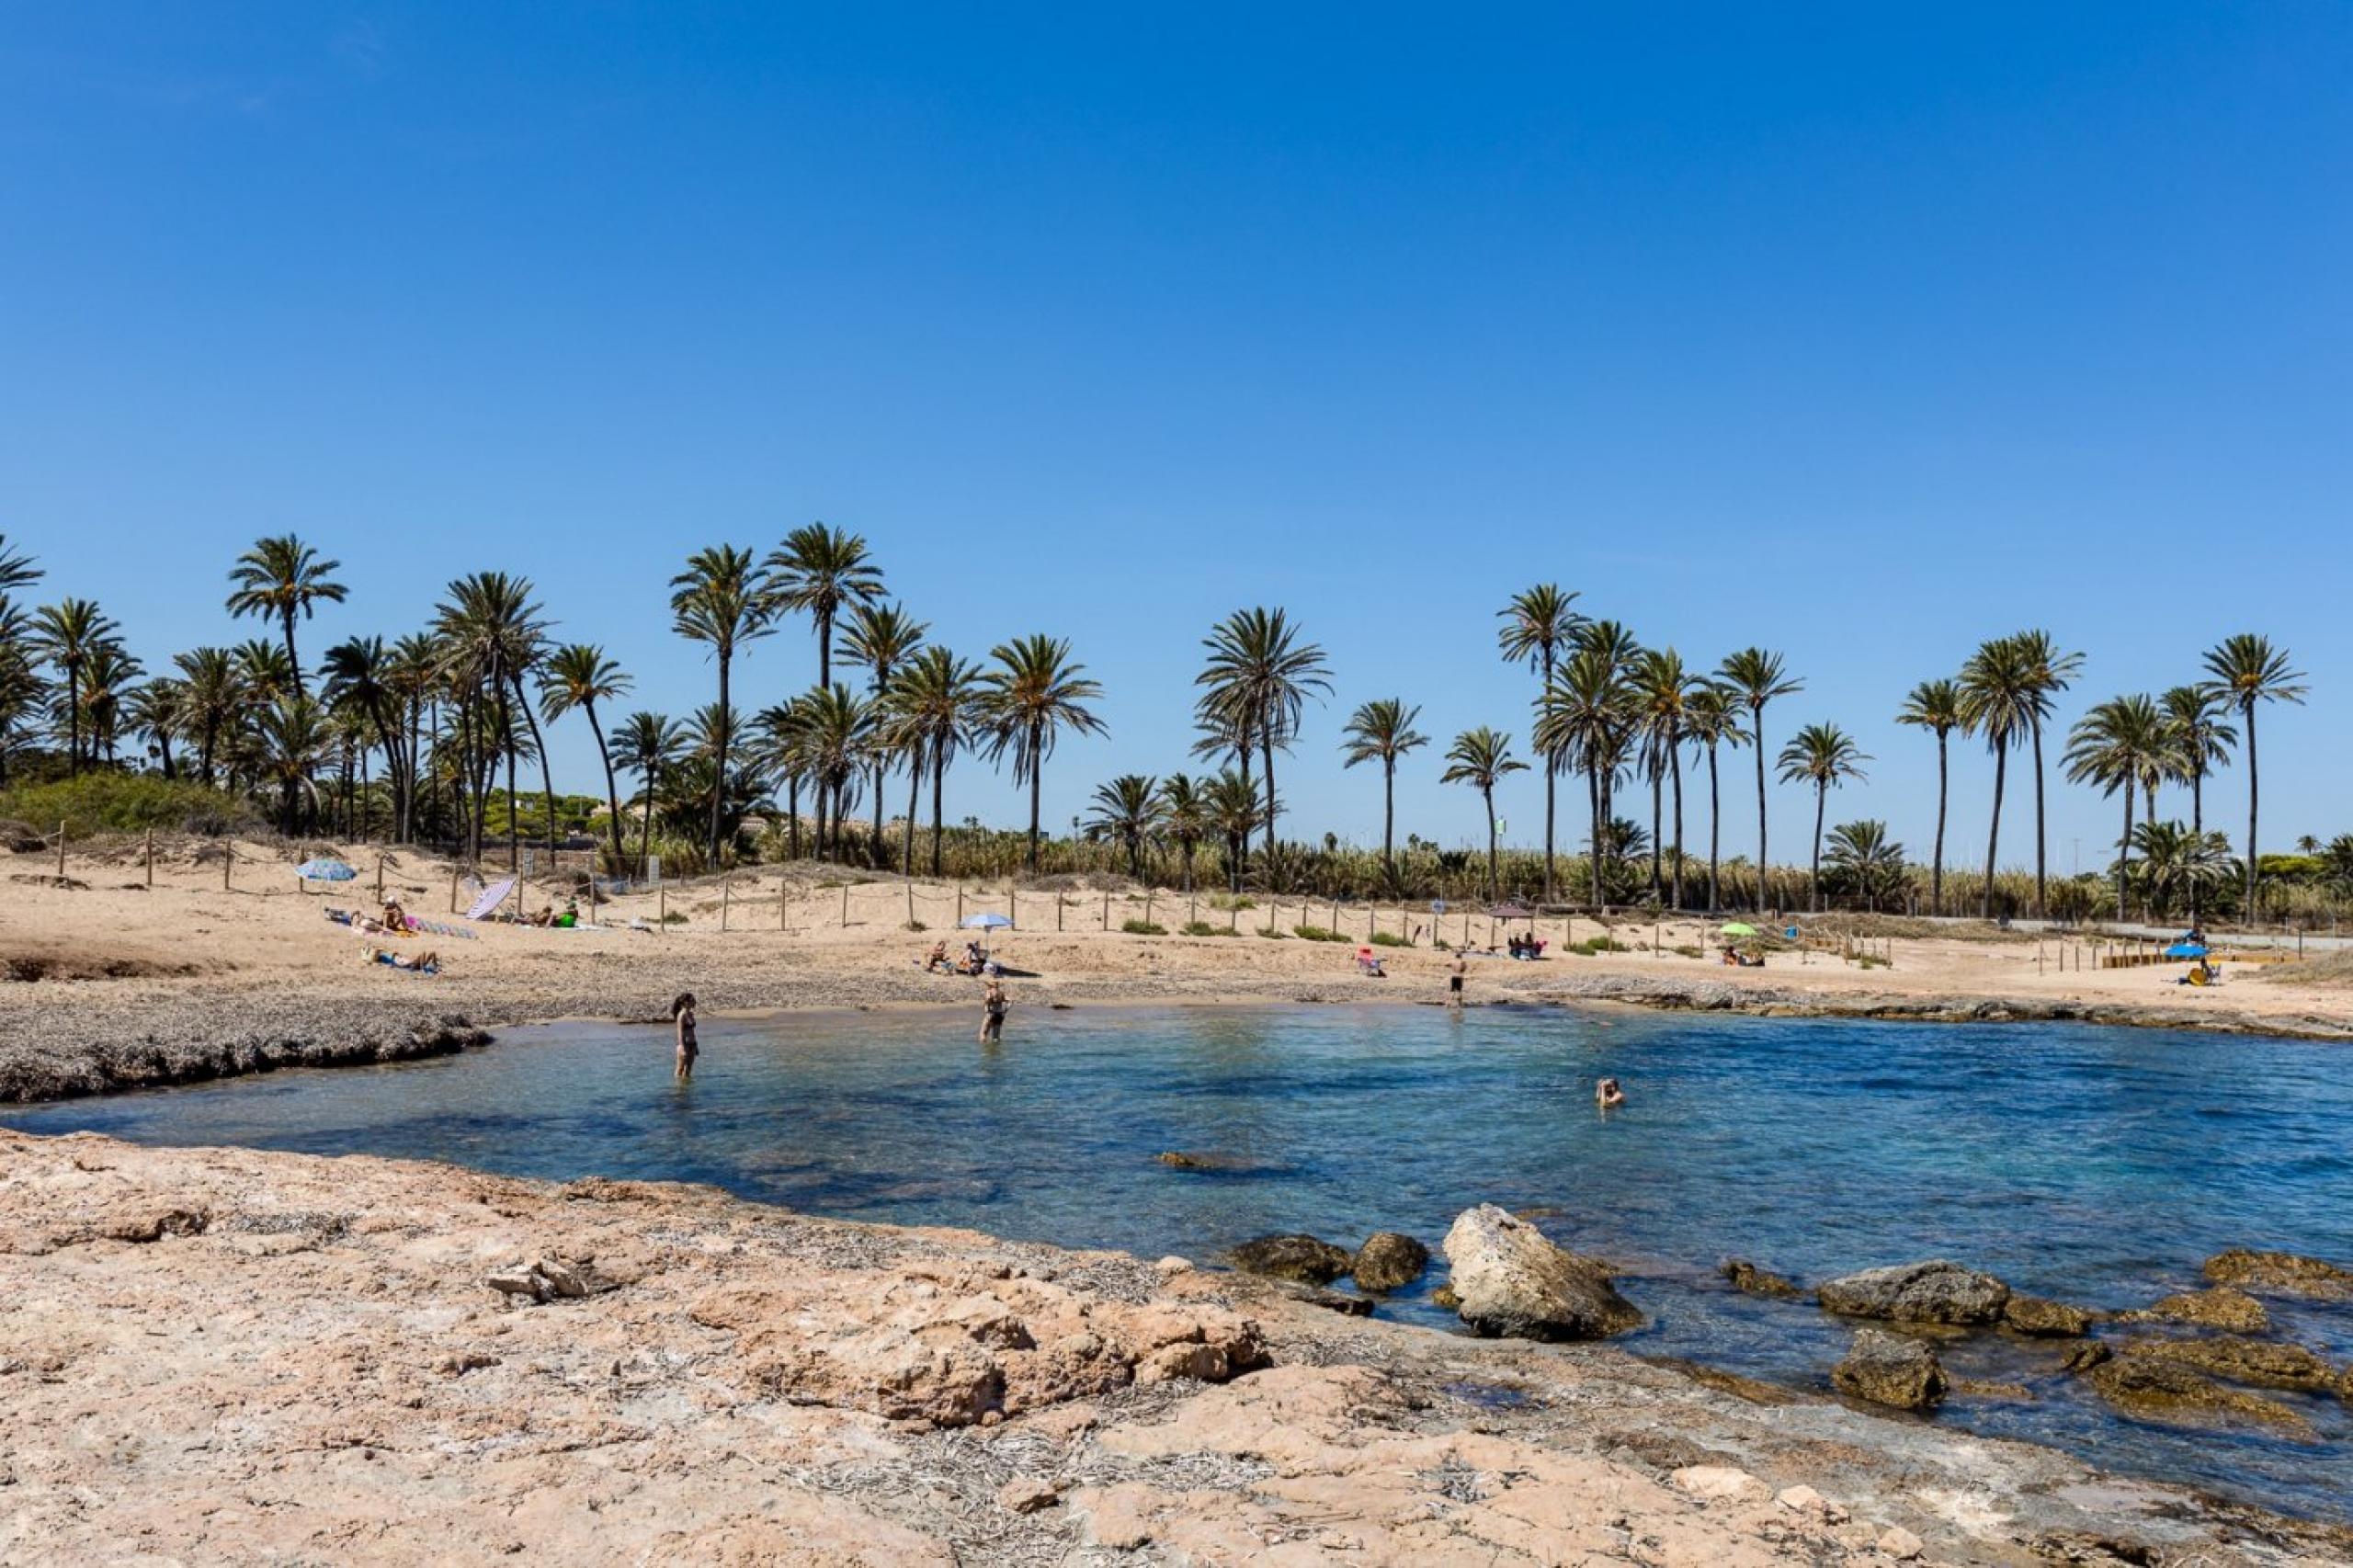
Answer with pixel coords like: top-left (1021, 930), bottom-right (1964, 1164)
top-left (638, 761), bottom-right (658, 881)
top-left (283, 608), bottom-right (304, 703)
top-left (1983, 744), bottom-right (2006, 920)
top-left (2244, 702), bottom-right (2259, 915)
top-left (1026, 720), bottom-right (1044, 871)
top-left (929, 750), bottom-right (946, 878)
top-left (1648, 762), bottom-right (1663, 899)
top-left (787, 778), bottom-right (801, 859)
top-left (1705, 744), bottom-right (1721, 912)
top-left (1669, 742), bottom-right (1685, 910)
top-left (708, 655), bottom-right (731, 865)
top-left (1586, 765), bottom-right (1603, 907)
top-left (2030, 717), bottom-right (2048, 919)
top-left (1381, 757), bottom-right (1396, 882)
top-left (511, 673), bottom-right (558, 866)
top-left (902, 744), bottom-right (921, 879)
top-left (1483, 784), bottom-right (1498, 898)
top-left (1259, 724), bottom-right (1279, 863)
top-left (65, 671), bottom-right (81, 778)
top-left (1752, 707), bottom-right (1769, 914)
top-left (2188, 765), bottom-right (2204, 925)
top-left (2118, 778), bottom-right (2133, 922)
top-left (1810, 781), bottom-right (1825, 913)
top-left (1540, 650), bottom-right (1557, 902)
top-left (585, 703), bottom-right (622, 863)
top-left (1931, 732), bottom-right (1949, 916)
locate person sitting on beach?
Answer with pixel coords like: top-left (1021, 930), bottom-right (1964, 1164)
top-left (924, 939), bottom-right (950, 972)
top-left (961, 939), bottom-right (985, 975)
top-left (381, 899), bottom-right (408, 932)
top-left (1355, 948), bottom-right (1386, 977)
top-left (555, 898), bottom-right (579, 928)
top-left (1596, 1077), bottom-right (1626, 1109)
top-left (672, 993), bottom-right (698, 1080)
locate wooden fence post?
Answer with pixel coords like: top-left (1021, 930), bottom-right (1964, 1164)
top-left (841, 881), bottom-right (849, 926)
top-left (375, 856), bottom-right (384, 902)
top-left (659, 884), bottom-right (666, 927)
top-left (1010, 887), bottom-right (1018, 928)
top-left (450, 867), bottom-right (460, 914)
top-left (1102, 893), bottom-right (1110, 930)
top-left (222, 842), bottom-right (233, 892)
top-left (722, 879), bottom-right (731, 932)
top-left (957, 887), bottom-right (965, 926)
top-left (1143, 889), bottom-right (1154, 927)
top-left (1056, 893), bottom-right (1063, 932)
top-left (145, 829), bottom-right (154, 889)
top-left (57, 820), bottom-right (67, 880)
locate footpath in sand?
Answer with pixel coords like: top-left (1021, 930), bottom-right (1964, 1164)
top-left (7, 1131), bottom-right (2350, 1565)
top-left (4, 835), bottom-right (2351, 1102)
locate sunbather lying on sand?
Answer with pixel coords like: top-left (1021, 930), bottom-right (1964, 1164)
top-left (363, 947), bottom-right (440, 974)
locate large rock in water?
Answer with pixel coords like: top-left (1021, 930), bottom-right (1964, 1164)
top-left (1832, 1328), bottom-right (1948, 1410)
top-left (1816, 1261), bottom-right (2008, 1325)
top-left (1721, 1259), bottom-right (1802, 1300)
top-left (1351, 1233), bottom-right (1429, 1292)
top-left (2136, 1287), bottom-right (2269, 1333)
top-left (1439, 1204), bottom-right (1642, 1341)
top-left (2202, 1249), bottom-right (2353, 1300)
top-left (1228, 1234), bottom-right (1354, 1286)
top-left (2113, 1335), bottom-right (2348, 1396)
top-left (2001, 1294), bottom-right (2094, 1337)
top-left (2086, 1354), bottom-right (2316, 1437)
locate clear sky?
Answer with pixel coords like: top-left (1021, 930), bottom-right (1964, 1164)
top-left (3, 5), bottom-right (2347, 869)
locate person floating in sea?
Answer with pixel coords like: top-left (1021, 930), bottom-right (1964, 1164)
top-left (672, 992), bottom-right (699, 1081)
top-left (979, 978), bottom-right (1008, 1043)
top-left (1596, 1077), bottom-right (1626, 1110)
top-left (1448, 950), bottom-right (1467, 1009)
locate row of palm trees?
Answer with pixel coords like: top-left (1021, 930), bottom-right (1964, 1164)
top-left (0, 533), bottom-right (2314, 918)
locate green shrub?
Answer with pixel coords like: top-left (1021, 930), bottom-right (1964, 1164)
top-left (1255, 926), bottom-right (1290, 939)
top-left (1368, 930), bottom-right (1408, 948)
top-left (0, 775), bottom-right (266, 840)
top-left (1566, 936), bottom-right (1632, 956)
top-left (1178, 920), bottom-right (1233, 937)
top-left (904, 919), bottom-right (927, 932)
top-left (1291, 925), bottom-right (1350, 943)
top-left (1671, 943), bottom-right (1702, 959)
top-left (1210, 892), bottom-right (1257, 911)
top-left (1120, 918), bottom-right (1167, 936)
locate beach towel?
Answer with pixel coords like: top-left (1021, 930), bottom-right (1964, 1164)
top-left (466, 877), bottom-right (517, 922)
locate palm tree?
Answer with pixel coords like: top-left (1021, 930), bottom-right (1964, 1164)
top-left (1083, 774), bottom-right (1162, 880)
top-left (233, 639), bottom-right (296, 706)
top-left (1204, 769), bottom-right (1263, 892)
top-left (1716, 648), bottom-right (1802, 914)
top-left (1957, 636), bottom-right (2039, 920)
top-left (2007, 631), bottom-right (2083, 918)
top-left (253, 692), bottom-right (332, 835)
top-left (125, 676), bottom-right (187, 779)
top-left (669, 546), bottom-right (774, 866)
top-left (433, 572), bottom-right (552, 869)
top-left (540, 645), bottom-right (633, 862)
top-left (767, 525), bottom-right (883, 690)
top-left (1195, 608), bottom-right (1331, 862)
top-left (0, 645), bottom-right (48, 785)
top-left (0, 535), bottom-right (42, 596)
top-left (2130, 820), bottom-right (2236, 924)
top-left (1894, 677), bottom-right (1967, 915)
top-left (1777, 722), bottom-right (1869, 913)
top-left (979, 635), bottom-right (1106, 872)
top-left (28, 598), bottom-right (120, 775)
top-left (78, 642), bottom-right (144, 767)
top-left (224, 535), bottom-right (347, 701)
top-left (1156, 773), bottom-right (1210, 892)
top-left (885, 644), bottom-right (984, 878)
top-left (1440, 727), bottom-right (1528, 899)
top-left (2063, 694), bottom-right (2166, 919)
top-left (1338, 698), bottom-right (1428, 887)
top-left (2200, 634), bottom-right (2308, 915)
top-left (1680, 683), bottom-right (1748, 913)
top-left (835, 601), bottom-right (926, 863)
top-left (1823, 819), bottom-right (1907, 913)
top-left (609, 711), bottom-right (684, 878)
top-left (173, 646), bottom-right (241, 788)
top-left (1630, 649), bottom-right (1696, 907)
top-left (1497, 585), bottom-right (1583, 899)
top-left (1535, 646), bottom-right (1631, 906)
top-left (784, 684), bottom-right (875, 860)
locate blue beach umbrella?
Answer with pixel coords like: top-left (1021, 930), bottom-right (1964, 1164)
top-left (2165, 942), bottom-right (2208, 960)
top-left (296, 858), bottom-right (356, 883)
top-left (961, 913), bottom-right (1014, 930)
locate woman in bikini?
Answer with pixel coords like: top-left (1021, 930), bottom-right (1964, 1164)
top-left (979, 979), bottom-right (1008, 1043)
top-left (672, 993), bottom-right (699, 1081)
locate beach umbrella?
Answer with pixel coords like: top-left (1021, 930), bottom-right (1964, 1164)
top-left (1720, 921), bottom-right (1758, 937)
top-left (1487, 902), bottom-right (1533, 919)
top-left (466, 877), bottom-right (517, 921)
top-left (961, 912), bottom-right (1014, 930)
top-left (2165, 942), bottom-right (2208, 960)
top-left (296, 858), bottom-right (356, 883)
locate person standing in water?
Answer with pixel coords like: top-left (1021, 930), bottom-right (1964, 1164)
top-left (1447, 951), bottom-right (1467, 1010)
top-left (1595, 1076), bottom-right (1626, 1110)
top-left (979, 978), bottom-right (1008, 1043)
top-left (672, 993), bottom-right (699, 1081)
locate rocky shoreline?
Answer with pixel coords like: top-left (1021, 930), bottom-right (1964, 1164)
top-left (6, 1130), bottom-right (2348, 1564)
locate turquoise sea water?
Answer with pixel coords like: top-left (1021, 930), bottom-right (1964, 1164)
top-left (10, 1004), bottom-right (2350, 1517)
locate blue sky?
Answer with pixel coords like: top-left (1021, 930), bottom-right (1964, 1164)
top-left (3, 5), bottom-right (2347, 869)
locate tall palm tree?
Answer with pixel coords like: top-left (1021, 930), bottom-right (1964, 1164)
top-left (1776, 722), bottom-right (1869, 913)
top-left (173, 646), bottom-right (241, 788)
top-left (2158, 684), bottom-right (2234, 925)
top-left (1083, 774), bottom-right (1162, 881)
top-left (767, 524), bottom-right (884, 690)
top-left (1338, 698), bottom-right (1429, 887)
top-left (885, 644), bottom-right (984, 878)
top-left (28, 598), bottom-right (120, 775)
top-left (2065, 694), bottom-right (2167, 919)
top-left (540, 645), bottom-right (633, 862)
top-left (321, 636), bottom-right (398, 838)
top-left (1958, 636), bottom-right (2038, 920)
top-left (2200, 634), bottom-right (2308, 915)
top-left (1680, 683), bottom-right (1748, 913)
top-left (1630, 649), bottom-right (1696, 907)
top-left (784, 683), bottom-right (875, 860)
top-left (224, 535), bottom-right (347, 701)
top-left (125, 676), bottom-right (187, 779)
top-left (1497, 584), bottom-right (1583, 900)
top-left (1204, 769), bottom-right (1263, 893)
top-left (1894, 677), bottom-right (1967, 915)
top-left (1440, 727), bottom-right (1529, 899)
top-left (1156, 773), bottom-right (1210, 893)
top-left (433, 572), bottom-right (552, 868)
top-left (78, 642), bottom-right (144, 767)
top-left (1823, 819), bottom-right (1906, 913)
top-left (1195, 608), bottom-right (1330, 861)
top-left (669, 546), bottom-right (774, 866)
top-left (979, 634), bottom-right (1106, 871)
top-left (1535, 645), bottom-right (1631, 906)
top-left (253, 692), bottom-right (332, 835)
top-left (1716, 648), bottom-right (1802, 914)
top-left (609, 711), bottom-right (684, 878)
top-left (835, 601), bottom-right (926, 862)
top-left (2008, 631), bottom-right (2083, 918)
top-left (2130, 821), bottom-right (2236, 924)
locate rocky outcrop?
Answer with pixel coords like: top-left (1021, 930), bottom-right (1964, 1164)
top-left (1815, 1261), bottom-right (2008, 1326)
top-left (1439, 1205), bottom-right (1642, 1342)
top-left (1350, 1232), bottom-right (1428, 1292)
top-left (2130, 1287), bottom-right (2268, 1333)
top-left (1228, 1233), bottom-right (1354, 1286)
top-left (2000, 1294), bottom-right (2093, 1336)
top-left (483, 1256), bottom-right (608, 1303)
top-left (1721, 1259), bottom-right (1802, 1300)
top-left (1831, 1329), bottom-right (1947, 1411)
top-left (2086, 1354), bottom-right (2315, 1437)
top-left (2112, 1336), bottom-right (2347, 1397)
top-left (2202, 1248), bottom-right (2353, 1299)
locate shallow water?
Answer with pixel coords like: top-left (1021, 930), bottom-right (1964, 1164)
top-left (11, 1003), bottom-right (2351, 1517)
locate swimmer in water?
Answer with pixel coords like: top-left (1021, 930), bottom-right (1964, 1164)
top-left (1595, 1076), bottom-right (1626, 1110)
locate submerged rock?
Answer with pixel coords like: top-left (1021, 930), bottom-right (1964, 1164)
top-left (2086, 1354), bottom-right (2316, 1438)
top-left (2001, 1294), bottom-right (2094, 1337)
top-left (1228, 1233), bottom-right (1354, 1286)
top-left (2202, 1248), bottom-right (2353, 1300)
top-left (2131, 1287), bottom-right (2269, 1334)
top-left (1816, 1261), bottom-right (2009, 1326)
top-left (2114, 1336), bottom-right (2348, 1397)
top-left (1832, 1328), bottom-right (1948, 1411)
top-left (1721, 1259), bottom-right (1802, 1301)
top-left (2056, 1339), bottom-right (2113, 1375)
top-left (1351, 1233), bottom-right (1429, 1292)
top-left (1440, 1204), bottom-right (1642, 1342)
